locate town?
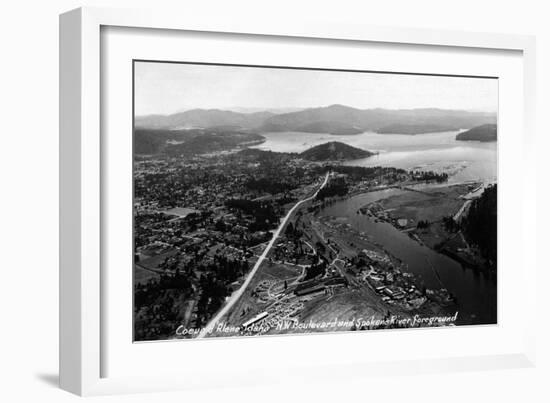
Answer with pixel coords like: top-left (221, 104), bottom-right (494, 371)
top-left (134, 145), bottom-right (457, 341)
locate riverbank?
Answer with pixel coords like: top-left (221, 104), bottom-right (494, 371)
top-left (356, 182), bottom-right (493, 273)
top-left (320, 188), bottom-right (496, 325)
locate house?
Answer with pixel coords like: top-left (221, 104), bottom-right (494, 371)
top-left (397, 218), bottom-right (408, 228)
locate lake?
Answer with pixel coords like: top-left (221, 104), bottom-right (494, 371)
top-left (252, 131), bottom-right (497, 184)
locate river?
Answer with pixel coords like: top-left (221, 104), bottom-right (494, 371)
top-left (321, 190), bottom-right (497, 325)
top-left (251, 130), bottom-right (498, 325)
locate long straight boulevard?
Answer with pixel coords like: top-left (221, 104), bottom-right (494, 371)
top-left (196, 171), bottom-right (331, 338)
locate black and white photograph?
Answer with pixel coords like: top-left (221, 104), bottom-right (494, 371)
top-left (4, 0), bottom-right (549, 400)
top-left (133, 61), bottom-right (498, 342)
top-left (2, 0), bottom-right (548, 399)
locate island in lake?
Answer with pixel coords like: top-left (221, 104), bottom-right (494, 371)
top-left (456, 124), bottom-right (497, 142)
top-left (300, 141), bottom-right (375, 161)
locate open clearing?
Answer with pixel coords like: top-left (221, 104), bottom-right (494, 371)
top-left (377, 183), bottom-right (475, 225)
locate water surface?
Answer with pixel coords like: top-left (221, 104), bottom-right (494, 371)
top-left (253, 130), bottom-right (497, 325)
top-left (252, 131), bottom-right (497, 183)
top-left (322, 190), bottom-right (497, 325)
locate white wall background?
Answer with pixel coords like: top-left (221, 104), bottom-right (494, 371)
top-left (0, 0), bottom-right (548, 401)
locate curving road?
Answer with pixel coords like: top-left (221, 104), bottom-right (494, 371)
top-left (196, 171), bottom-right (330, 338)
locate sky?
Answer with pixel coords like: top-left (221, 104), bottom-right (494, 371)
top-left (134, 61), bottom-right (498, 116)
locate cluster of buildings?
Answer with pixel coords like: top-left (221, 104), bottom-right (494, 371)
top-left (134, 148), bottom-right (458, 339)
top-left (242, 275), bottom-right (348, 335)
top-left (347, 249), bottom-right (428, 310)
top-left (134, 151), bottom-right (336, 335)
top-left (353, 249), bottom-right (455, 310)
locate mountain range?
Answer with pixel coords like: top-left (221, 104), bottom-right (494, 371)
top-left (135, 104), bottom-right (496, 135)
top-left (135, 110), bottom-right (274, 130)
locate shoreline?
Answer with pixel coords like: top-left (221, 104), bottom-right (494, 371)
top-left (354, 183), bottom-right (494, 275)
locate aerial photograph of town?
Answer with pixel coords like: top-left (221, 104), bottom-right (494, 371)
top-left (133, 61), bottom-right (498, 342)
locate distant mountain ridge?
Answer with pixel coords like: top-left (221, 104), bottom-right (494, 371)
top-left (260, 104), bottom-right (496, 134)
top-left (135, 104), bottom-right (496, 135)
top-left (135, 109), bottom-right (274, 130)
top-left (295, 121), bottom-right (364, 135)
top-left (376, 123), bottom-right (455, 135)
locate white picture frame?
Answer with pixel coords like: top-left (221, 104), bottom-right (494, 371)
top-left (60, 6), bottom-right (537, 396)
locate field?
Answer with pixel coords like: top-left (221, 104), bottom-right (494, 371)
top-left (377, 183), bottom-right (476, 227)
top-left (134, 265), bottom-right (160, 285)
top-left (137, 248), bottom-right (179, 270)
top-left (368, 183), bottom-right (485, 267)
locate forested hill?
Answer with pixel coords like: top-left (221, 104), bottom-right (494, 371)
top-left (134, 128), bottom-right (264, 156)
top-left (300, 141), bottom-right (375, 161)
top-left (462, 184), bottom-right (497, 271)
top-left (456, 124), bottom-right (497, 142)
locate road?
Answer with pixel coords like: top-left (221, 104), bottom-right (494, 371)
top-left (453, 199), bottom-right (472, 222)
top-left (196, 171), bottom-right (331, 338)
top-left (454, 182), bottom-right (492, 222)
